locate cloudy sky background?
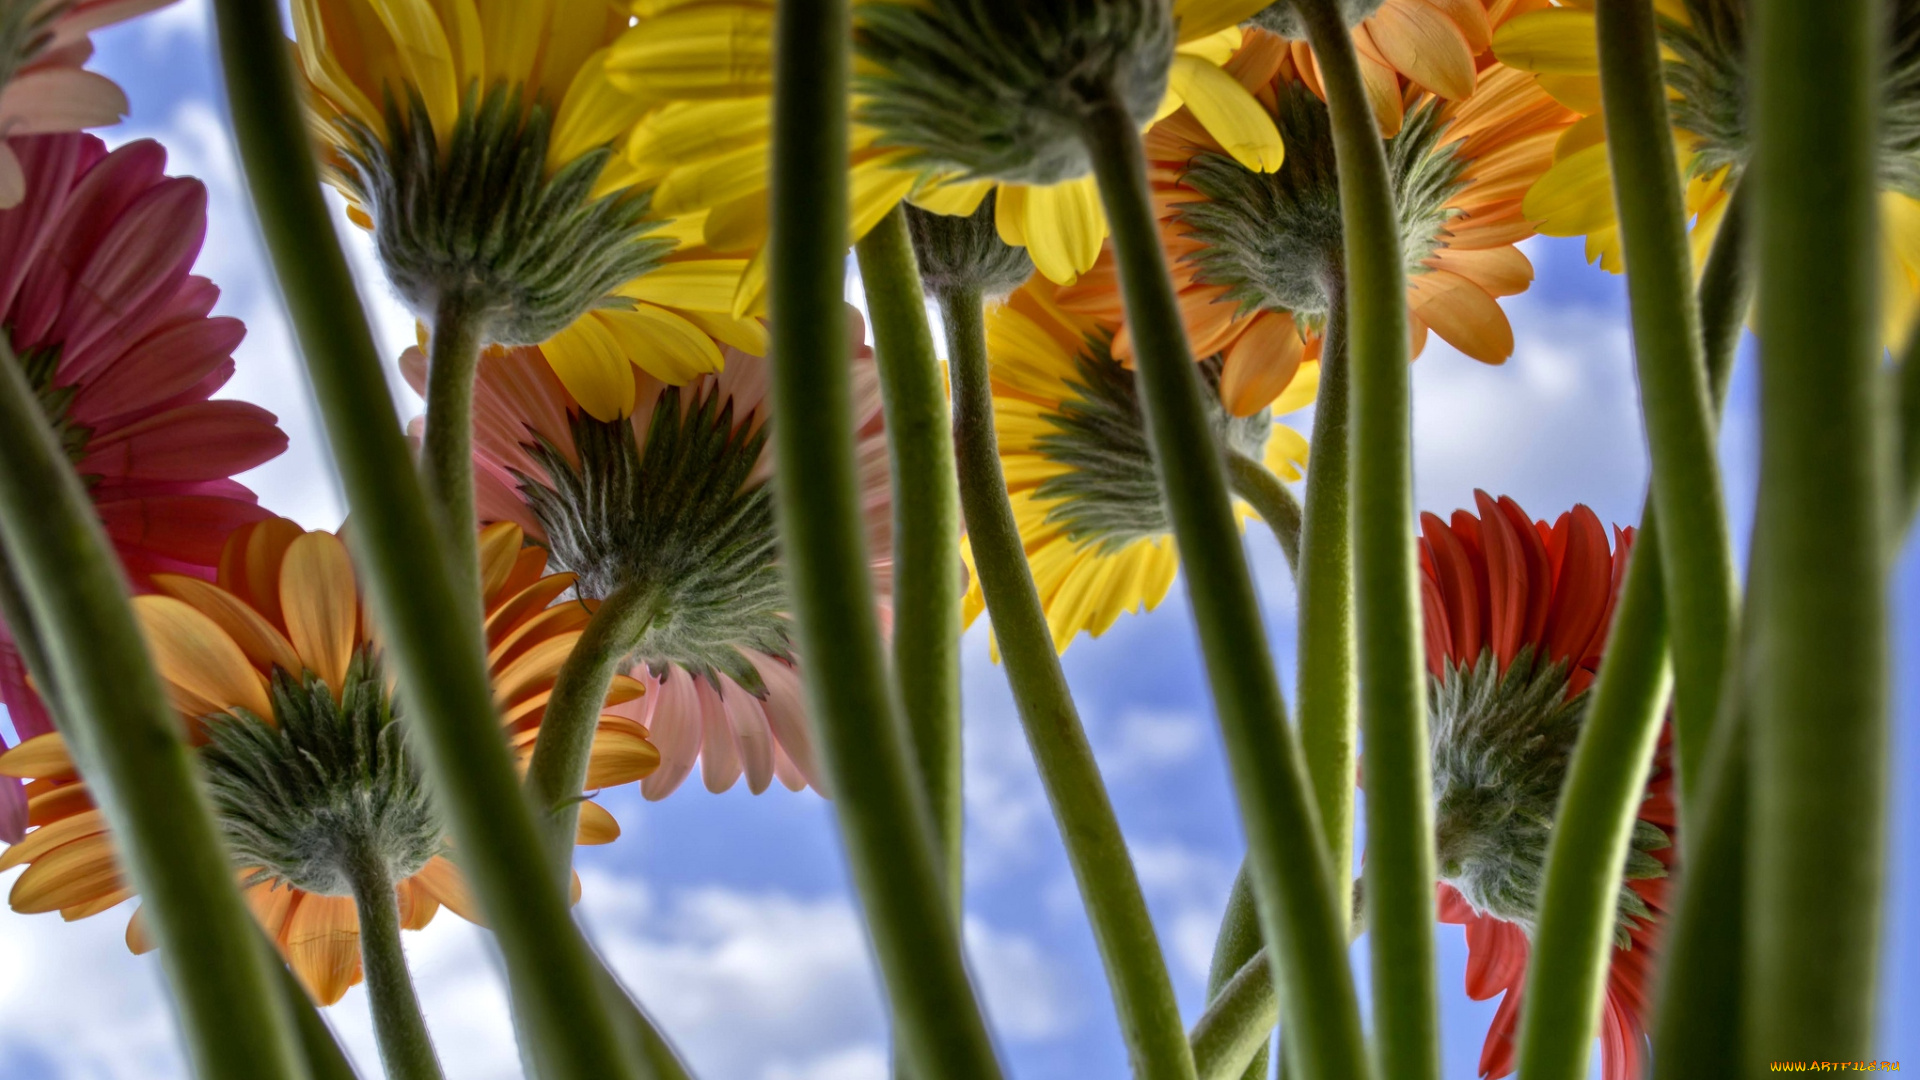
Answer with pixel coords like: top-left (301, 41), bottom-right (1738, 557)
top-left (0, 4), bottom-right (1914, 1078)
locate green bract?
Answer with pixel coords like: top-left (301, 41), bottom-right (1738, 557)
top-left (1429, 647), bottom-right (1669, 948)
top-left (1178, 88), bottom-right (1466, 320)
top-left (1036, 336), bottom-right (1272, 553)
top-left (199, 652), bottom-right (443, 898)
top-left (516, 383), bottom-right (788, 692)
top-left (331, 86), bottom-right (673, 345)
top-left (855, 0), bottom-right (1174, 185)
top-left (904, 199), bottom-right (1036, 301)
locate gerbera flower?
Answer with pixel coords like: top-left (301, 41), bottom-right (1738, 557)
top-left (289, 0), bottom-right (766, 398)
top-left (1060, 20), bottom-right (1574, 393)
top-left (0, 132), bottom-right (286, 843)
top-left (0, 0), bottom-right (174, 205)
top-left (1494, 0), bottom-right (1920, 340)
top-left (963, 276), bottom-right (1311, 652)
top-left (1239, 0), bottom-right (1515, 134)
top-left (1417, 492), bottom-right (1674, 1080)
top-left (0, 518), bottom-right (657, 1004)
top-left (601, 0), bottom-right (1284, 298)
top-left (406, 306), bottom-right (890, 797)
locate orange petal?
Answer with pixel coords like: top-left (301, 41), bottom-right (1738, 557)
top-left (284, 894), bottom-right (362, 1006)
top-left (477, 521), bottom-right (525, 603)
top-left (153, 574), bottom-right (302, 676)
top-left (1221, 311), bottom-right (1306, 416)
top-left (412, 856), bottom-right (483, 924)
top-left (0, 731), bottom-right (75, 781)
top-left (9, 831), bottom-right (122, 914)
top-left (1430, 245), bottom-right (1534, 297)
top-left (280, 531), bottom-right (360, 693)
top-left (396, 878), bottom-right (441, 931)
top-left (133, 595), bottom-right (272, 719)
top-left (1370, 0), bottom-right (1477, 100)
top-left (586, 715), bottom-right (662, 788)
top-left (0, 807), bottom-right (106, 871)
top-left (1408, 270), bottom-right (1513, 362)
top-left (576, 799), bottom-right (622, 845)
top-left (127, 905), bottom-right (156, 954)
top-left (220, 517), bottom-right (306, 627)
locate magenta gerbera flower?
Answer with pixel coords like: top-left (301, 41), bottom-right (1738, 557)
top-left (1418, 492), bottom-right (1676, 1080)
top-left (0, 132), bottom-right (286, 841)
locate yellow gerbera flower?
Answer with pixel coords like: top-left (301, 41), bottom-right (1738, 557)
top-left (0, 518), bottom-right (656, 1005)
top-left (963, 278), bottom-right (1312, 652)
top-left (1493, 0), bottom-right (1920, 343)
top-left (289, 0), bottom-right (767, 399)
top-left (599, 0), bottom-right (1284, 300)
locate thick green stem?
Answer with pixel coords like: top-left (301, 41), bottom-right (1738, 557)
top-left (422, 291), bottom-right (486, 611)
top-left (767, 3), bottom-right (1002, 1077)
top-left (1225, 451), bottom-right (1302, 575)
top-left (211, 4), bottom-right (643, 1077)
top-left (858, 207), bottom-right (965, 905)
top-left (1747, 0), bottom-right (1888, 1066)
top-left (1598, 0), bottom-right (1738, 801)
top-left (524, 581), bottom-right (663, 883)
top-left (1512, 517), bottom-right (1673, 1080)
top-left (1523, 174), bottom-right (1751, 1080)
top-left (1293, 4), bottom-right (1436, 1077)
top-left (345, 850), bottom-right (444, 1080)
top-left (1290, 294), bottom-right (1355, 915)
top-left (943, 285), bottom-right (1195, 1080)
top-left (262, 927), bottom-right (364, 1080)
top-left (0, 340), bottom-right (307, 1080)
top-left (1078, 79), bottom-right (1370, 1080)
top-left (1191, 866), bottom-right (1274, 1080)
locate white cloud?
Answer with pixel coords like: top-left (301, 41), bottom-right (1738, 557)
top-left (761, 1044), bottom-right (887, 1080)
top-left (1125, 842), bottom-right (1238, 987)
top-left (1093, 709), bottom-right (1206, 781)
top-left (962, 917), bottom-right (1077, 1042)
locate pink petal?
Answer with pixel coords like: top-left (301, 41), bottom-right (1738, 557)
top-left (640, 666), bottom-right (703, 800)
top-left (10, 138), bottom-right (170, 350)
top-left (719, 675), bottom-right (775, 794)
top-left (77, 400), bottom-right (286, 482)
top-left (0, 69), bottom-right (127, 133)
top-left (696, 676), bottom-right (741, 793)
top-left (69, 315), bottom-right (244, 425)
top-left (54, 177), bottom-right (206, 375)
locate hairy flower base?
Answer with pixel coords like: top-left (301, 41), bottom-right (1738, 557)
top-left (1430, 647), bottom-right (1668, 946)
top-left (201, 652), bottom-right (441, 899)
top-left (905, 200), bottom-right (1036, 301)
top-left (8, 337), bottom-right (89, 466)
top-left (1036, 337), bottom-right (1274, 552)
top-left (518, 384), bottom-right (788, 692)
top-left (333, 87), bottom-right (672, 345)
top-left (855, 0), bottom-right (1174, 185)
top-left (1248, 0), bottom-right (1386, 39)
top-left (1179, 86), bottom-right (1466, 320)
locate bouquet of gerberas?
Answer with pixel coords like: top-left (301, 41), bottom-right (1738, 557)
top-left (0, 0), bottom-right (1909, 1077)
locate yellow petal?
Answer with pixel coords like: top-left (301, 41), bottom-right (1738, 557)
top-left (1168, 54), bottom-right (1284, 173)
top-left (1263, 423), bottom-right (1309, 482)
top-left (427, 0), bottom-right (483, 91)
top-left (364, 0), bottom-right (460, 140)
top-left (597, 304), bottom-right (727, 383)
top-left (732, 246), bottom-right (770, 319)
top-left (655, 140), bottom-right (768, 217)
top-left (850, 157), bottom-right (920, 241)
top-left (280, 532), bottom-right (359, 694)
top-left (1174, 25), bottom-right (1242, 65)
top-left (909, 176), bottom-right (994, 216)
top-left (995, 184), bottom-right (1029, 248)
top-left (627, 98), bottom-right (770, 186)
top-left (620, 258), bottom-right (752, 313)
top-left (1173, 0), bottom-right (1273, 42)
top-left (550, 46), bottom-right (655, 170)
top-left (291, 0), bottom-right (382, 133)
top-left (1021, 176), bottom-right (1107, 285)
top-left (285, 894), bottom-right (362, 1006)
top-left (1522, 141), bottom-right (1616, 237)
top-left (477, 521), bottom-right (523, 601)
top-left (671, 307), bottom-right (769, 356)
top-left (1270, 357), bottom-right (1320, 416)
top-left (607, 5), bottom-right (774, 99)
top-left (133, 595), bottom-right (272, 719)
top-left (480, 0), bottom-right (543, 90)
top-left (1536, 73), bottom-right (1603, 116)
top-left (545, 315), bottom-right (641, 420)
top-left (1492, 9), bottom-right (1599, 75)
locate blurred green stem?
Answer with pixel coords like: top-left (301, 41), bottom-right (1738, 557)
top-left (1225, 451), bottom-right (1303, 575)
top-left (345, 847), bottom-right (444, 1080)
top-left (421, 291), bottom-right (486, 614)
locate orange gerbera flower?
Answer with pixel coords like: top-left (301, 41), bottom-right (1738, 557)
top-left (0, 518), bottom-right (657, 1004)
top-left (1058, 20), bottom-right (1574, 413)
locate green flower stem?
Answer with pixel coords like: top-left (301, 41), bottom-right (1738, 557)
top-left (1748, 0), bottom-right (1888, 1065)
top-left (1597, 0), bottom-right (1738, 800)
top-left (211, 4), bottom-right (644, 1077)
top-left (1077, 78), bottom-right (1370, 1080)
top-left (1191, 866), bottom-right (1272, 1080)
top-left (944, 284), bottom-right (1195, 1080)
top-left (767, 3), bottom-right (1002, 1077)
top-left (1290, 289), bottom-right (1355, 913)
top-left (857, 206), bottom-right (965, 903)
top-left (590, 953), bottom-right (698, 1080)
top-left (1521, 175), bottom-right (1752, 1080)
top-left (265, 929), bottom-right (365, 1080)
top-left (525, 581), bottom-right (664, 883)
top-left (421, 290), bottom-right (487, 612)
top-left (345, 848), bottom-right (444, 1080)
top-left (0, 339), bottom-right (307, 1080)
top-left (1898, 318), bottom-right (1920, 530)
top-left (1512, 516), bottom-right (1673, 1080)
top-left (1293, 4), bottom-right (1437, 1078)
top-left (1224, 451), bottom-right (1302, 575)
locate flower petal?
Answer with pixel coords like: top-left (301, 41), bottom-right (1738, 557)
top-left (133, 595), bottom-right (272, 719)
top-left (1168, 54), bottom-right (1284, 173)
top-left (280, 531), bottom-right (360, 694)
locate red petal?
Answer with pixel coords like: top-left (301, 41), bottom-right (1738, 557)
top-left (1544, 504), bottom-right (1613, 668)
top-left (1424, 511), bottom-right (1484, 666)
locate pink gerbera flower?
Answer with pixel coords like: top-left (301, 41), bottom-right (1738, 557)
top-left (1417, 491), bottom-right (1676, 1080)
top-left (0, 0), bottom-right (176, 205)
top-left (0, 132), bottom-right (286, 841)
top-left (403, 306), bottom-right (890, 798)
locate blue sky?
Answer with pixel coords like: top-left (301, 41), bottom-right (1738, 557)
top-left (0, 4), bottom-right (1914, 1078)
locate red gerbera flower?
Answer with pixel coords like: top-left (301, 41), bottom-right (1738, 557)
top-left (0, 133), bottom-right (286, 841)
top-left (1418, 491), bottom-right (1676, 1080)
